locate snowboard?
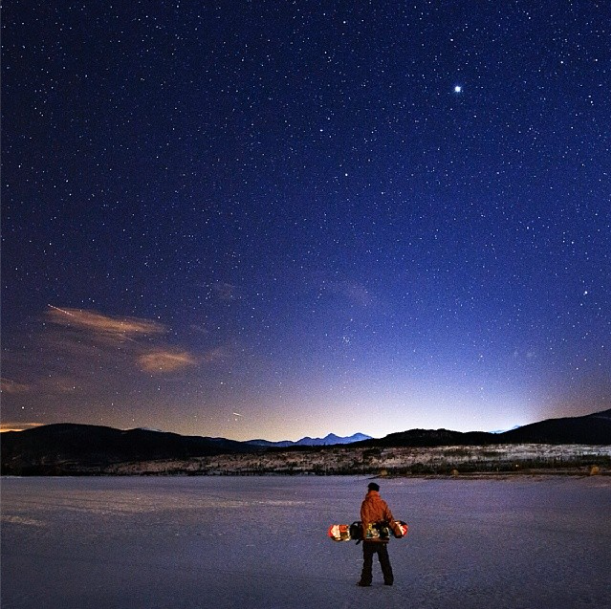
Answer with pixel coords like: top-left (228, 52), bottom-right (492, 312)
top-left (328, 520), bottom-right (408, 542)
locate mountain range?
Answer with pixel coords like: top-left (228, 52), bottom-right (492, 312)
top-left (2, 408), bottom-right (610, 476)
top-left (246, 432), bottom-right (372, 448)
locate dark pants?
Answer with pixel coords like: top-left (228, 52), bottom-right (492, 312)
top-left (359, 541), bottom-right (394, 585)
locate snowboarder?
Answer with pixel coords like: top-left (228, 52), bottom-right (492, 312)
top-left (357, 482), bottom-right (395, 587)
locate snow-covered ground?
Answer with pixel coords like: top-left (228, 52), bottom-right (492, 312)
top-left (2, 476), bottom-right (610, 609)
top-left (99, 443), bottom-right (611, 475)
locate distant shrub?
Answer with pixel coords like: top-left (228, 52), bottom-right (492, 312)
top-left (443, 448), bottom-right (471, 457)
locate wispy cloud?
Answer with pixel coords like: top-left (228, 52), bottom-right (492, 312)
top-left (202, 346), bottom-right (232, 363)
top-left (2, 371), bottom-right (80, 397)
top-left (199, 282), bottom-right (239, 302)
top-left (323, 280), bottom-right (375, 308)
top-left (0, 378), bottom-right (31, 394)
top-left (137, 350), bottom-right (198, 373)
top-left (46, 305), bottom-right (166, 340)
top-left (213, 282), bottom-right (239, 301)
top-left (37, 376), bottom-right (79, 394)
top-left (2, 306), bottom-right (232, 424)
top-left (42, 306), bottom-right (199, 376)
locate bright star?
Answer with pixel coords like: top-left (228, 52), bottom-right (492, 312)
top-left (454, 85), bottom-right (462, 93)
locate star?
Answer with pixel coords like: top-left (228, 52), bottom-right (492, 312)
top-left (2, 0), bottom-right (609, 442)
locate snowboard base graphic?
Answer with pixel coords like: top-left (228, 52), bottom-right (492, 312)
top-left (328, 520), bottom-right (408, 542)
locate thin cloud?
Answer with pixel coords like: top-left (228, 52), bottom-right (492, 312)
top-left (2, 307), bottom-right (215, 418)
top-left (211, 282), bottom-right (239, 301)
top-left (327, 280), bottom-right (374, 307)
top-left (190, 324), bottom-right (210, 335)
top-left (137, 350), bottom-right (198, 373)
top-left (0, 378), bottom-right (31, 394)
top-left (2, 373), bottom-right (78, 397)
top-left (44, 306), bottom-right (199, 376)
top-left (46, 306), bottom-right (166, 340)
top-left (37, 376), bottom-right (79, 394)
top-left (202, 346), bottom-right (232, 363)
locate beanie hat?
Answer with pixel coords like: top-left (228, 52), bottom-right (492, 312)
top-left (367, 482), bottom-right (380, 492)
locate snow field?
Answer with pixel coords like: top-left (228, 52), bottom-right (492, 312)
top-left (2, 476), bottom-right (610, 609)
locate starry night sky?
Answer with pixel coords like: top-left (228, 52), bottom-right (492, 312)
top-left (2, 1), bottom-right (610, 441)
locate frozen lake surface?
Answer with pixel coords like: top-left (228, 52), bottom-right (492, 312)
top-left (2, 476), bottom-right (611, 609)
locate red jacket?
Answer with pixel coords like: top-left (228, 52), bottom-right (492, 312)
top-left (360, 490), bottom-right (395, 542)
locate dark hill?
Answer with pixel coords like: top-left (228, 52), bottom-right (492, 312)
top-left (357, 428), bottom-right (495, 448)
top-left (356, 408), bottom-right (611, 448)
top-left (0, 423), bottom-right (256, 475)
top-left (498, 408), bottom-right (611, 445)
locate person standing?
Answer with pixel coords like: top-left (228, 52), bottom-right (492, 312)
top-left (357, 482), bottom-right (395, 587)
